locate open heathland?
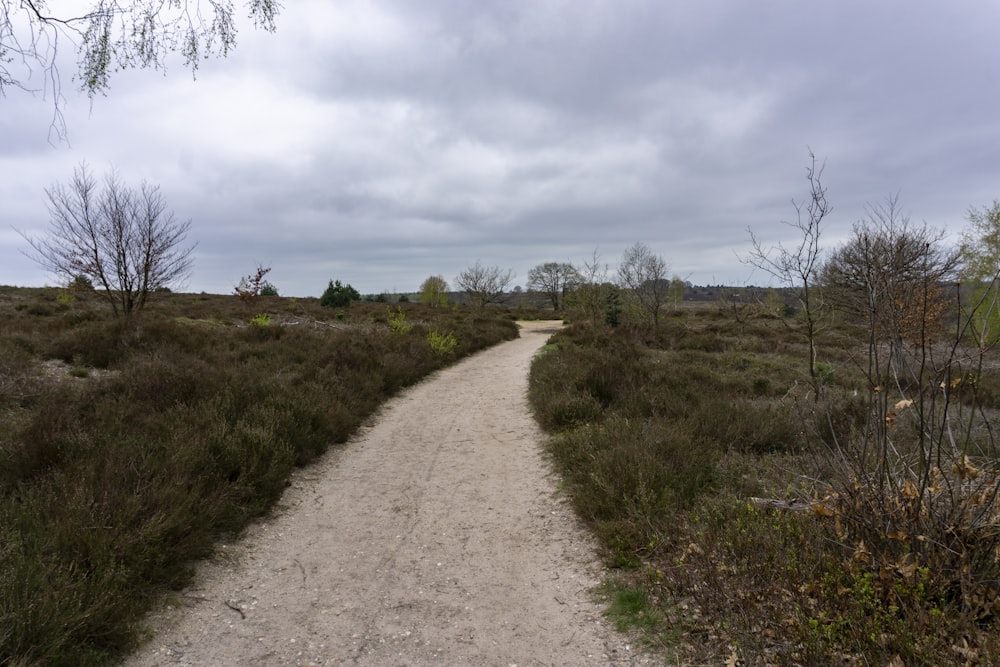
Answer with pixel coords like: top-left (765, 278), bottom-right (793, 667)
top-left (529, 300), bottom-right (1000, 665)
top-left (122, 321), bottom-right (647, 667)
top-left (0, 287), bottom-right (521, 665)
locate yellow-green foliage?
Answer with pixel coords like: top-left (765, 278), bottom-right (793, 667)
top-left (386, 306), bottom-right (412, 334)
top-left (427, 330), bottom-right (457, 355)
top-left (248, 312), bottom-right (271, 327)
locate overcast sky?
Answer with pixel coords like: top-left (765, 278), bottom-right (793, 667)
top-left (2, 1), bottom-right (999, 297)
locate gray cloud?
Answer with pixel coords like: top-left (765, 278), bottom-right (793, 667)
top-left (3, 0), bottom-right (1000, 296)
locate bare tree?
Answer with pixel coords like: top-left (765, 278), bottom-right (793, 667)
top-left (617, 241), bottom-right (670, 326)
top-left (455, 261), bottom-right (515, 308)
top-left (815, 200), bottom-right (995, 609)
top-left (744, 151), bottom-right (830, 400)
top-left (526, 261), bottom-right (580, 311)
top-left (822, 194), bottom-right (960, 375)
top-left (2, 0), bottom-right (280, 140)
top-left (20, 163), bottom-right (195, 317)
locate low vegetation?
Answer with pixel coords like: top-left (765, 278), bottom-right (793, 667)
top-left (0, 286), bottom-right (518, 665)
top-left (529, 301), bottom-right (1000, 665)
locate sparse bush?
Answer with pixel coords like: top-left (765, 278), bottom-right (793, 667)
top-left (248, 312), bottom-right (271, 327)
top-left (806, 199), bottom-right (1000, 664)
top-left (235, 264), bottom-right (273, 302)
top-left (246, 312), bottom-right (282, 340)
top-left (427, 330), bottom-right (457, 355)
top-left (386, 306), bottom-right (412, 334)
top-left (815, 360), bottom-right (834, 385)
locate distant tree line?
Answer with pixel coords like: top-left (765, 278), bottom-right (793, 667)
top-left (27, 155), bottom-right (1000, 351)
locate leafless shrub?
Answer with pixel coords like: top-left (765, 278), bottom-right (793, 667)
top-left (816, 196), bottom-right (998, 628)
top-left (744, 151), bottom-right (830, 400)
top-left (20, 163), bottom-right (195, 318)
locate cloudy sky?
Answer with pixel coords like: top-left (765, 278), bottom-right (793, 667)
top-left (2, 1), bottom-right (999, 297)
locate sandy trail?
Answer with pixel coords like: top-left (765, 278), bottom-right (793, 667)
top-left (125, 321), bottom-right (646, 666)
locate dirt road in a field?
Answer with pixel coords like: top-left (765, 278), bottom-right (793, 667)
top-left (125, 321), bottom-right (648, 666)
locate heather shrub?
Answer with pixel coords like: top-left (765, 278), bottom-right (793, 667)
top-left (46, 319), bottom-right (129, 368)
top-left (0, 289), bottom-right (517, 664)
top-left (0, 338), bottom-right (35, 406)
top-left (552, 417), bottom-right (717, 521)
top-left (693, 397), bottom-right (801, 454)
top-left (529, 303), bottom-right (1000, 664)
top-left (529, 333), bottom-right (649, 430)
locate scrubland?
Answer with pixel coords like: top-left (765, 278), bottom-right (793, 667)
top-left (7, 277), bottom-right (1000, 666)
top-left (0, 287), bottom-right (518, 665)
top-left (529, 303), bottom-right (1000, 666)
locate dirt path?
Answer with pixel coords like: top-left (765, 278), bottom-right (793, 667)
top-left (125, 321), bottom-right (647, 666)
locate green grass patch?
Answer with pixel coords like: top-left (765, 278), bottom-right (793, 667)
top-left (602, 583), bottom-right (663, 633)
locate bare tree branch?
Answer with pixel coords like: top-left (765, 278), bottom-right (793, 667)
top-left (526, 261), bottom-right (580, 311)
top-left (1, 0), bottom-right (281, 141)
top-left (18, 162), bottom-right (195, 317)
top-left (618, 241), bottom-right (669, 326)
top-left (455, 261), bottom-right (515, 308)
top-left (822, 193), bottom-right (960, 358)
top-left (743, 150), bottom-right (830, 399)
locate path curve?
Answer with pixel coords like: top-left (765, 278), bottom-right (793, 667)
top-left (126, 322), bottom-right (646, 666)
